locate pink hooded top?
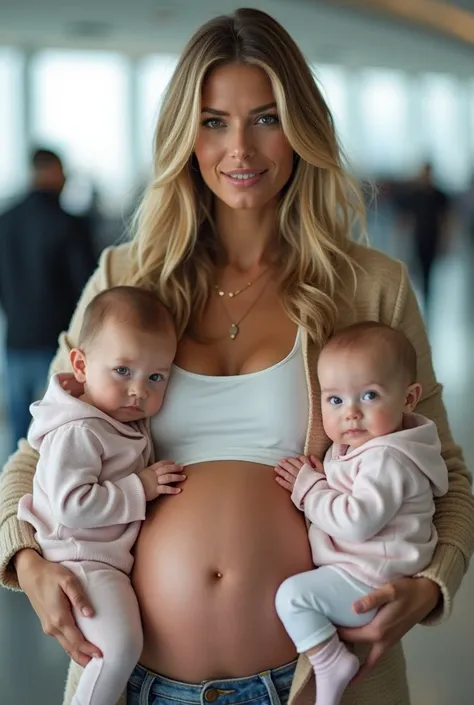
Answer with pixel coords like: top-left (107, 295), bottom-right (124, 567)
top-left (291, 413), bottom-right (449, 588)
top-left (17, 373), bottom-right (151, 573)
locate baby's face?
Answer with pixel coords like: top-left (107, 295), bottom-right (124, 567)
top-left (318, 348), bottom-right (418, 448)
top-left (77, 320), bottom-right (177, 423)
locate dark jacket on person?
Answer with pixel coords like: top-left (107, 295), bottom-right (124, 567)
top-left (0, 190), bottom-right (97, 350)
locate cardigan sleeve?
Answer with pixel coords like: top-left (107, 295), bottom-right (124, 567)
top-left (0, 246), bottom-right (118, 589)
top-left (389, 262), bottom-right (474, 624)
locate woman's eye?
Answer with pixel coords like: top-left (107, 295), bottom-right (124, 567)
top-left (150, 373), bottom-right (165, 383)
top-left (329, 396), bottom-right (343, 406)
top-left (115, 367), bottom-right (130, 377)
top-left (202, 118), bottom-right (224, 129)
top-left (362, 391), bottom-right (377, 401)
top-left (256, 114), bottom-right (279, 126)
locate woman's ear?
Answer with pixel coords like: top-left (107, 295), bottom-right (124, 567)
top-left (70, 348), bottom-right (87, 383)
top-left (404, 383), bottom-right (422, 413)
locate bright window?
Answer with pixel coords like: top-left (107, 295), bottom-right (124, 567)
top-left (358, 69), bottom-right (410, 176)
top-left (0, 48), bottom-right (24, 203)
top-left (419, 73), bottom-right (469, 189)
top-left (137, 54), bottom-right (178, 172)
top-left (313, 64), bottom-right (351, 159)
top-left (31, 50), bottom-right (132, 212)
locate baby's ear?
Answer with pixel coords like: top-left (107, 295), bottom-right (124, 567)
top-left (404, 383), bottom-right (422, 412)
top-left (70, 348), bottom-right (87, 383)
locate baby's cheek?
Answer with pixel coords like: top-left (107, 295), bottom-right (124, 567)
top-left (373, 408), bottom-right (398, 434)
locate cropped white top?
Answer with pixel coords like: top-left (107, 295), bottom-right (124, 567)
top-left (151, 329), bottom-right (309, 467)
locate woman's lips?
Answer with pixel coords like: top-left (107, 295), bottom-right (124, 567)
top-left (222, 169), bottom-right (267, 188)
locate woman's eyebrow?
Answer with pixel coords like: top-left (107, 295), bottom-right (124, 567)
top-left (201, 102), bottom-right (277, 116)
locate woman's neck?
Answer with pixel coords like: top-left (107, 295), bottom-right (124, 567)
top-left (214, 201), bottom-right (278, 272)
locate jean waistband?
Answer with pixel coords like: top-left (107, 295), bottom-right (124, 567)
top-left (129, 659), bottom-right (298, 705)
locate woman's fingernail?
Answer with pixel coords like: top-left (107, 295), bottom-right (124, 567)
top-left (82, 607), bottom-right (93, 617)
top-left (354, 601), bottom-right (364, 613)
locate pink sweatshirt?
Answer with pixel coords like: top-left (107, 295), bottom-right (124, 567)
top-left (17, 373), bottom-right (151, 573)
top-left (291, 413), bottom-right (449, 588)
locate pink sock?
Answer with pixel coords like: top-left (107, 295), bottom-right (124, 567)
top-left (307, 634), bottom-right (359, 705)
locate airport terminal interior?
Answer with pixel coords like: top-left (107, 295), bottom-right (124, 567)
top-left (0, 1), bottom-right (474, 703)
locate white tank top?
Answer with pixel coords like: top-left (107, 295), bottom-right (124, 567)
top-left (151, 329), bottom-right (309, 467)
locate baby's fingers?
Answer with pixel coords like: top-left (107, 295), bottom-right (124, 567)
top-left (156, 472), bottom-right (187, 485)
top-left (154, 463), bottom-right (183, 477)
top-left (274, 465), bottom-right (296, 485)
top-left (156, 484), bottom-right (184, 495)
top-left (278, 458), bottom-right (302, 475)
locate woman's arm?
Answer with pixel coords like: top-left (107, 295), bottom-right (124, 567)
top-left (0, 245), bottom-right (119, 589)
top-left (390, 263), bottom-right (474, 624)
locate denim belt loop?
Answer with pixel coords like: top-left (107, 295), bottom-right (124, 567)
top-left (259, 670), bottom-right (281, 705)
top-left (139, 673), bottom-right (155, 705)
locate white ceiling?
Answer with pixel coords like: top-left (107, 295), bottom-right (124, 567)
top-left (0, 0), bottom-right (473, 75)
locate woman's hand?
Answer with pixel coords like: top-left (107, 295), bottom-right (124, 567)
top-left (15, 549), bottom-right (102, 666)
top-left (338, 576), bottom-right (441, 682)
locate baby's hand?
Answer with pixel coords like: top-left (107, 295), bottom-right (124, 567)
top-left (274, 455), bottom-right (323, 493)
top-left (274, 455), bottom-right (306, 493)
top-left (138, 460), bottom-right (187, 502)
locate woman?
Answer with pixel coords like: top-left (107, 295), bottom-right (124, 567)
top-left (1, 8), bottom-right (473, 705)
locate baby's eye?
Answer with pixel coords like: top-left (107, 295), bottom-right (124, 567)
top-left (149, 373), bottom-right (165, 383)
top-left (114, 367), bottom-right (130, 377)
top-left (362, 391), bottom-right (378, 401)
top-left (328, 396), bottom-right (343, 405)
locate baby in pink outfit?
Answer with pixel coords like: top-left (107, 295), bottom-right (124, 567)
top-left (18, 286), bottom-right (185, 705)
top-left (274, 321), bottom-right (448, 705)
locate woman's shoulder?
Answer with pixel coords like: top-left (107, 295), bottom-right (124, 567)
top-left (347, 240), bottom-right (404, 282)
top-left (339, 240), bottom-right (408, 326)
top-left (96, 241), bottom-right (134, 288)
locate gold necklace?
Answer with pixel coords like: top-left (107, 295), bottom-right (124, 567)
top-left (217, 276), bottom-right (271, 340)
top-left (214, 267), bottom-right (268, 299)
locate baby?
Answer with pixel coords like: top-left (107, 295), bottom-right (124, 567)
top-left (18, 286), bottom-right (185, 705)
top-left (274, 321), bottom-right (448, 705)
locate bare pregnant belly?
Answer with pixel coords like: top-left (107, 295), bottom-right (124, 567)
top-left (131, 461), bottom-right (313, 682)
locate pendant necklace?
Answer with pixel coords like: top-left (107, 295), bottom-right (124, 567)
top-left (216, 276), bottom-right (271, 340)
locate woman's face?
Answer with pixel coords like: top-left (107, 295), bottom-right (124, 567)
top-left (194, 62), bottom-right (294, 211)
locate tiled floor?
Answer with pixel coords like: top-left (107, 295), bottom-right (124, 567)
top-left (0, 234), bottom-right (473, 705)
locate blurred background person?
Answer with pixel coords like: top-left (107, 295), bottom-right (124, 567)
top-left (0, 148), bottom-right (97, 451)
top-left (458, 173), bottom-right (474, 245)
top-left (396, 163), bottom-right (452, 311)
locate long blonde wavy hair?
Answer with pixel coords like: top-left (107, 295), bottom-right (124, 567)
top-left (130, 7), bottom-right (366, 344)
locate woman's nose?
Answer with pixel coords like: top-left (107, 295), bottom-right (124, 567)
top-left (229, 126), bottom-right (254, 160)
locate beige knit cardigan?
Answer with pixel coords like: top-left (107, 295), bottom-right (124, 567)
top-left (1, 241), bottom-right (473, 705)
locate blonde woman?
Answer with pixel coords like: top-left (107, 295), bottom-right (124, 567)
top-left (0, 8), bottom-right (472, 705)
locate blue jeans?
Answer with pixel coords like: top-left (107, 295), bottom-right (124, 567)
top-left (127, 660), bottom-right (297, 705)
top-left (4, 348), bottom-right (55, 451)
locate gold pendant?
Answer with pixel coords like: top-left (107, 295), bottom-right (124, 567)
top-left (230, 323), bottom-right (239, 339)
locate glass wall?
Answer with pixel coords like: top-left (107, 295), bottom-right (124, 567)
top-left (137, 54), bottom-right (178, 173)
top-left (0, 48), bottom-right (25, 203)
top-left (30, 50), bottom-right (133, 212)
top-left (419, 73), bottom-right (471, 190)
